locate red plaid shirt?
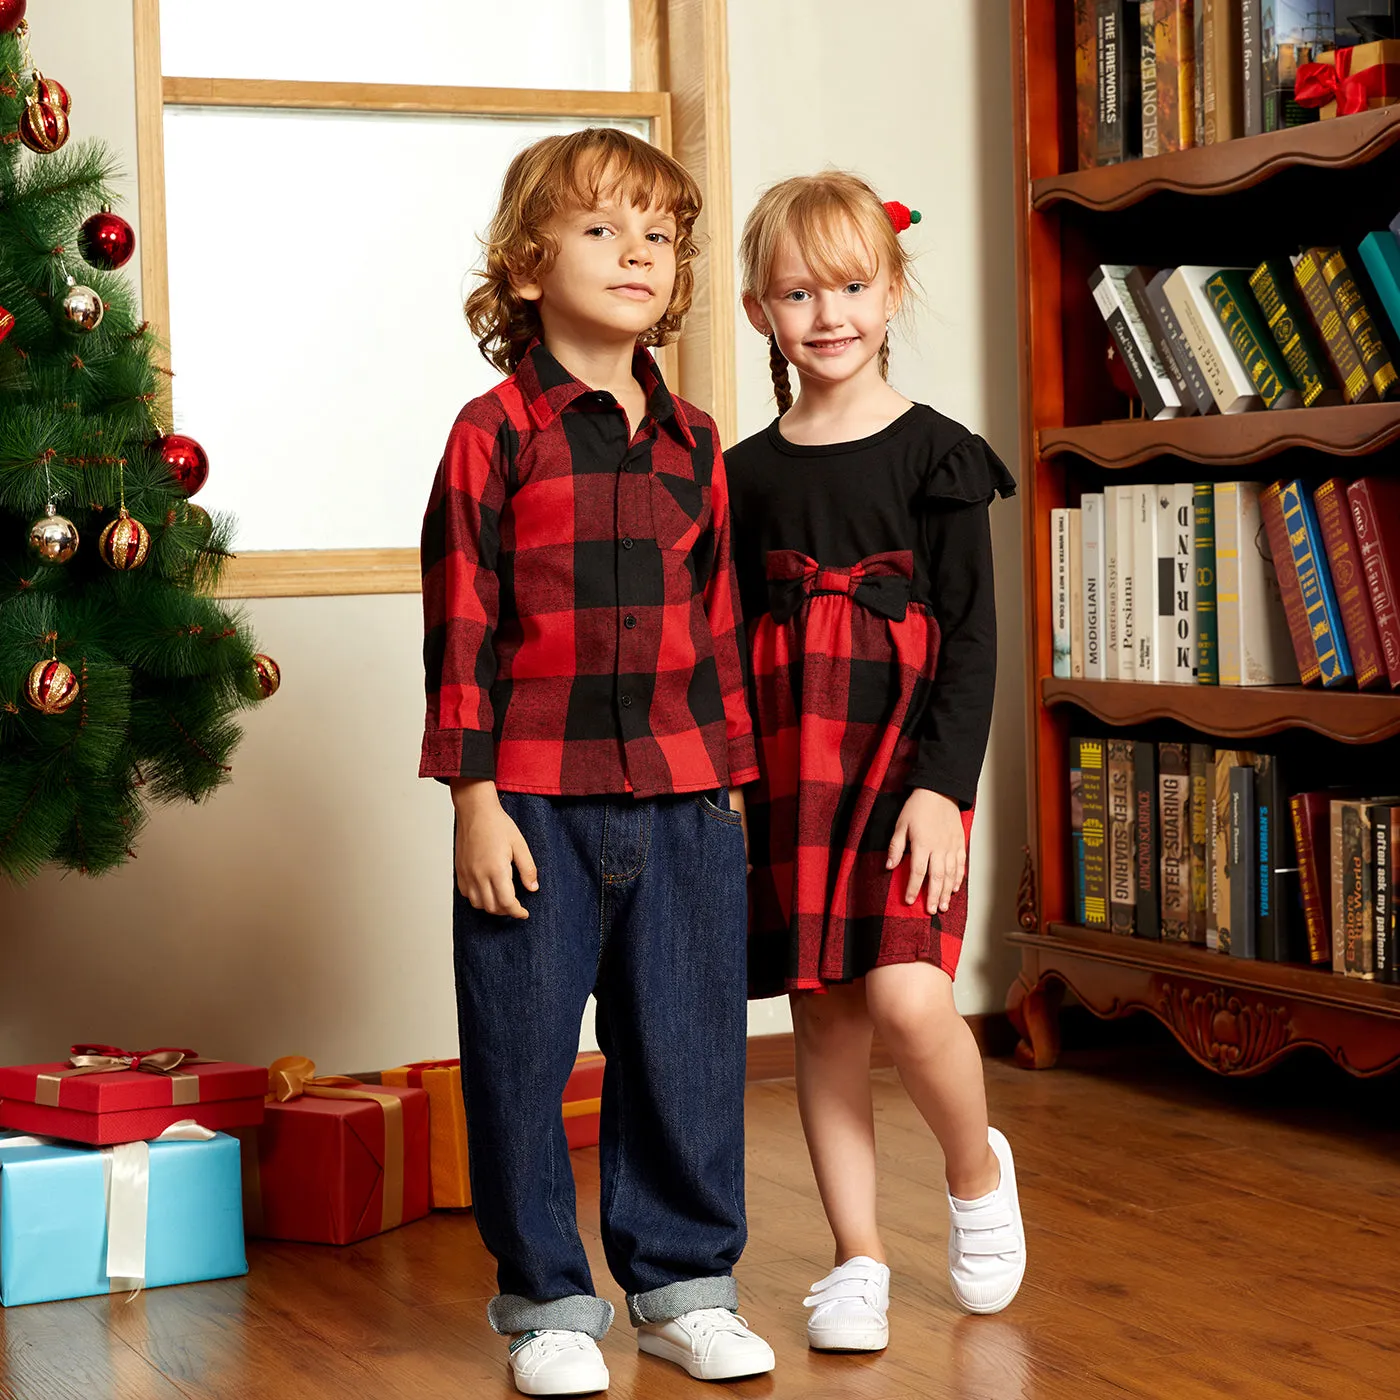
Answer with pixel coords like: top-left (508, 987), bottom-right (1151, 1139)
top-left (420, 340), bottom-right (758, 797)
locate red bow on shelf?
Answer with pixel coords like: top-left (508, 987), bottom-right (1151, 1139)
top-left (1295, 49), bottom-right (1400, 116)
top-left (68, 1043), bottom-right (199, 1073)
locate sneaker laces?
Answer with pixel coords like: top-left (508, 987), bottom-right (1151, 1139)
top-left (678, 1307), bottom-right (753, 1338)
top-left (510, 1329), bottom-right (593, 1359)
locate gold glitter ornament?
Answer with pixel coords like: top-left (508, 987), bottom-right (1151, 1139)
top-left (25, 657), bottom-right (79, 714)
top-left (98, 509), bottom-right (150, 570)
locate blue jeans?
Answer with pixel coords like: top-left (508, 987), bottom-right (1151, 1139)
top-left (453, 790), bottom-right (750, 1339)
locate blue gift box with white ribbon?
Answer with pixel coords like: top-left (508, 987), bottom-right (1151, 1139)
top-left (0, 1125), bottom-right (247, 1307)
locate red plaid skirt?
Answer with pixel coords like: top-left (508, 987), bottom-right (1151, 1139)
top-left (746, 550), bottom-right (973, 998)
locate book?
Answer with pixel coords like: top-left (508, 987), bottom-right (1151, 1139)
top-left (1194, 480), bottom-right (1218, 684)
top-left (1292, 248), bottom-right (1377, 405)
top-left (1212, 748), bottom-right (1243, 951)
top-left (1358, 230), bottom-right (1400, 346)
top-left (1164, 266), bottom-right (1264, 413)
top-left (1317, 247), bottom-right (1399, 402)
top-left (1189, 741), bottom-right (1212, 944)
top-left (1133, 739), bottom-right (1162, 939)
top-left (1342, 800), bottom-right (1370, 977)
top-left (1371, 803), bottom-right (1392, 982)
top-left (1156, 487), bottom-right (1180, 682)
top-left (1072, 746), bottom-right (1087, 921)
top-left (1070, 507), bottom-right (1085, 678)
top-left (1080, 737), bottom-right (1110, 928)
top-left (1132, 483), bottom-right (1160, 678)
top-left (1347, 476), bottom-right (1400, 689)
top-left (1388, 809), bottom-right (1400, 983)
top-left (1262, 1), bottom-right (1334, 131)
top-left (1159, 741), bottom-right (1192, 940)
top-left (1289, 790), bottom-right (1332, 965)
top-left (1097, 1), bottom-right (1143, 163)
top-left (1259, 479), bottom-right (1353, 687)
top-left (1147, 268), bottom-right (1216, 414)
top-left (1172, 480), bottom-right (1195, 681)
top-left (1104, 483), bottom-right (1121, 677)
top-left (1152, 0), bottom-right (1197, 152)
top-left (1108, 739), bottom-right (1137, 935)
top-left (1194, 0), bottom-right (1206, 141)
top-left (1203, 0), bottom-right (1243, 142)
top-left (1204, 269), bottom-right (1302, 409)
top-left (1228, 763), bottom-right (1258, 957)
top-left (1315, 478), bottom-right (1386, 690)
top-left (1083, 492), bottom-right (1106, 680)
top-left (1076, 0), bottom-right (1100, 169)
top-left (1251, 752), bottom-right (1289, 962)
top-left (1090, 265), bottom-right (1182, 419)
top-left (1330, 798), bottom-right (1348, 972)
top-left (1242, 0), bottom-right (1264, 136)
top-left (1114, 485), bottom-right (1137, 679)
top-left (1052, 508), bottom-right (1072, 679)
top-left (1140, 2), bottom-right (1161, 156)
top-left (1214, 481), bottom-right (1300, 686)
top-left (1248, 258), bottom-right (1341, 407)
top-left (1126, 265), bottom-right (1197, 415)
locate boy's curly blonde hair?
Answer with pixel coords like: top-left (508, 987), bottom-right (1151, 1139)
top-left (465, 128), bottom-right (703, 375)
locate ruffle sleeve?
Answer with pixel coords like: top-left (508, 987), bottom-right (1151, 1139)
top-left (921, 433), bottom-right (1018, 508)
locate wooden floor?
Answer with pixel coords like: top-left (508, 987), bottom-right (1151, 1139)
top-left (5, 1030), bottom-right (1400, 1399)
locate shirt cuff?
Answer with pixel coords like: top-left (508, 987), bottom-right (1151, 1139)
top-left (419, 727), bottom-right (496, 781)
top-left (726, 734), bottom-right (759, 788)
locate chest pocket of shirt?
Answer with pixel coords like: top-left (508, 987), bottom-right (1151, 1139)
top-left (650, 470), bottom-right (707, 557)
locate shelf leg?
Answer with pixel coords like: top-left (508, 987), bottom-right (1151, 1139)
top-left (1006, 970), bottom-right (1064, 1070)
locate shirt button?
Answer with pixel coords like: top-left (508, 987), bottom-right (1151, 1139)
top-left (620, 693), bottom-right (633, 708)
top-left (624, 614), bottom-right (637, 629)
top-left (622, 537), bottom-right (634, 550)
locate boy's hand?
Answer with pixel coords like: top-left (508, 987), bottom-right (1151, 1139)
top-left (729, 787), bottom-right (752, 873)
top-left (886, 788), bottom-right (967, 916)
top-left (450, 779), bottom-right (538, 920)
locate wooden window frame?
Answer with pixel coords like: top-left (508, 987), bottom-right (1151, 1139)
top-left (132, 0), bottom-right (734, 599)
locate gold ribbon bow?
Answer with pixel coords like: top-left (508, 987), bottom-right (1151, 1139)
top-left (263, 1056), bottom-right (406, 1232)
top-left (34, 1044), bottom-right (204, 1108)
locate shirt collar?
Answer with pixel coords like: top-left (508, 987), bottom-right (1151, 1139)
top-left (514, 338), bottom-right (696, 449)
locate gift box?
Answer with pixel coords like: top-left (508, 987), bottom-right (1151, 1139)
top-left (381, 1059), bottom-right (470, 1209)
top-left (0, 1123), bottom-right (247, 1307)
top-left (564, 1051), bottom-right (603, 1151)
top-left (240, 1056), bottom-right (430, 1245)
top-left (1296, 42), bottom-right (1400, 119)
top-left (0, 1046), bottom-right (265, 1145)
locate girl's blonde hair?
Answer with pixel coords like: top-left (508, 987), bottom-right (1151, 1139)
top-left (738, 171), bottom-right (915, 413)
top-left (465, 128), bottom-right (703, 375)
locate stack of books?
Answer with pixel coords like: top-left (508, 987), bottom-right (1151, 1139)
top-left (1069, 734), bottom-right (1400, 980)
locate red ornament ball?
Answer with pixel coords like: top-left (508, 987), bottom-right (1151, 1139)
top-left (79, 206), bottom-right (135, 271)
top-left (251, 654), bottom-right (280, 699)
top-left (34, 71), bottom-right (70, 115)
top-left (0, 304), bottom-right (13, 346)
top-left (25, 657), bottom-right (79, 715)
top-left (158, 433), bottom-right (209, 497)
top-left (98, 511), bottom-right (151, 570)
top-left (0, 0), bottom-right (27, 36)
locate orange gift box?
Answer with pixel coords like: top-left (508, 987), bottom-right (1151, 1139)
top-left (1296, 42), bottom-right (1400, 119)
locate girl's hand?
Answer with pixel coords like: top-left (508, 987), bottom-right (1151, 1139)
top-left (886, 788), bottom-right (967, 916)
top-left (729, 786), bottom-right (752, 873)
top-left (450, 779), bottom-right (538, 920)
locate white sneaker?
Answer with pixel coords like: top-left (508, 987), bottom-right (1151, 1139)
top-left (637, 1308), bottom-right (776, 1380)
top-left (803, 1256), bottom-right (890, 1351)
top-left (507, 1330), bottom-right (609, 1396)
top-left (947, 1126), bottom-right (1026, 1314)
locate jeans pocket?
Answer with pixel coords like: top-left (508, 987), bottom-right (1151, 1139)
top-left (696, 788), bottom-right (743, 826)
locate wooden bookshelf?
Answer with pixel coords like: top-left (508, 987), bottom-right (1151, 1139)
top-left (1007, 2), bottom-right (1400, 1078)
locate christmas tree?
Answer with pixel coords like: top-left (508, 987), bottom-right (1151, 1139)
top-left (0, 8), bottom-right (277, 882)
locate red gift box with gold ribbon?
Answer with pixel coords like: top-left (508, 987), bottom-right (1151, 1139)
top-left (1296, 42), bottom-right (1400, 119)
top-left (563, 1051), bottom-right (604, 1151)
top-left (0, 1046), bottom-right (266, 1145)
top-left (239, 1056), bottom-right (430, 1245)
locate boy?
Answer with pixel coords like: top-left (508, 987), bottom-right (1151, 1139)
top-left (420, 128), bottom-right (774, 1396)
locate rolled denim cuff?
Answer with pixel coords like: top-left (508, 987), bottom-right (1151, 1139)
top-left (487, 1293), bottom-right (615, 1340)
top-left (626, 1274), bottom-right (738, 1326)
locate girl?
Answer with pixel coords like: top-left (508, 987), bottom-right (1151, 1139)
top-left (726, 172), bottom-right (1025, 1350)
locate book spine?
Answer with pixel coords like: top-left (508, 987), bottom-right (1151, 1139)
top-left (1096, 266), bottom-right (1181, 417)
top-left (1193, 0), bottom-right (1205, 142)
top-left (1115, 486), bottom-right (1137, 679)
top-left (1083, 492), bottom-right (1106, 680)
top-left (1201, 0), bottom-right (1218, 142)
top-left (1238, 479), bottom-right (1301, 686)
top-left (1070, 507), bottom-right (1085, 678)
top-left (1259, 480), bottom-right (1319, 683)
top-left (1205, 270), bottom-right (1299, 409)
top-left (1108, 739), bottom-right (1137, 935)
top-left (1248, 258), bottom-right (1339, 407)
top-left (1156, 487), bottom-right (1179, 682)
top-left (1097, 1), bottom-right (1127, 164)
top-left (1189, 742), bottom-right (1211, 944)
top-left (1331, 799), bottom-right (1347, 973)
top-left (1133, 484), bottom-right (1159, 678)
top-left (1321, 249), bottom-right (1399, 402)
top-left (1194, 480), bottom-right (1218, 684)
top-left (1290, 793), bottom-right (1330, 965)
top-left (1213, 747), bottom-right (1236, 952)
top-left (1347, 478), bottom-right (1400, 688)
top-left (1358, 231), bottom-right (1400, 348)
top-left (1076, 0), bottom-right (1100, 170)
top-left (1149, 269), bottom-right (1215, 413)
top-left (1153, 0), bottom-right (1195, 152)
top-left (1241, 0), bottom-right (1262, 136)
top-left (1140, 1), bottom-right (1160, 157)
top-left (1252, 752), bottom-right (1283, 962)
top-left (1283, 479), bottom-right (1354, 687)
top-left (1081, 737), bottom-right (1109, 928)
top-left (1178, 267), bottom-right (1261, 411)
top-left (1389, 809), bottom-right (1400, 983)
top-left (1314, 478), bottom-right (1385, 690)
top-left (1163, 269), bottom-right (1239, 412)
top-left (1211, 0), bottom-right (1241, 141)
top-left (1103, 483), bottom-right (1120, 677)
top-left (1159, 741), bottom-right (1192, 941)
top-left (1228, 763), bottom-right (1257, 957)
top-left (1126, 266), bottom-right (1194, 414)
top-left (1071, 746), bottom-right (1087, 922)
top-left (1373, 805), bottom-right (1392, 982)
top-left (1215, 482), bottom-right (1243, 685)
top-left (1362, 805), bottom-right (1377, 979)
top-left (1294, 250), bottom-right (1376, 405)
top-left (1134, 739), bottom-right (1161, 939)
top-left (1343, 801), bottom-right (1369, 978)
top-left (1052, 508), bottom-right (1071, 678)
top-left (1173, 481), bottom-right (1195, 681)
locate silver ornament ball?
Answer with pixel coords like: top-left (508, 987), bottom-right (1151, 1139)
top-left (61, 279), bottom-right (104, 333)
top-left (28, 504), bottom-right (80, 564)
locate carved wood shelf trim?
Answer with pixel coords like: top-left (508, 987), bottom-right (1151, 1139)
top-left (1030, 107), bottom-right (1400, 212)
top-left (1041, 677), bottom-right (1400, 745)
top-left (1037, 404), bottom-right (1400, 471)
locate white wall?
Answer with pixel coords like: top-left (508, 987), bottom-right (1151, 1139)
top-left (0, 1), bottom-right (1024, 1070)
